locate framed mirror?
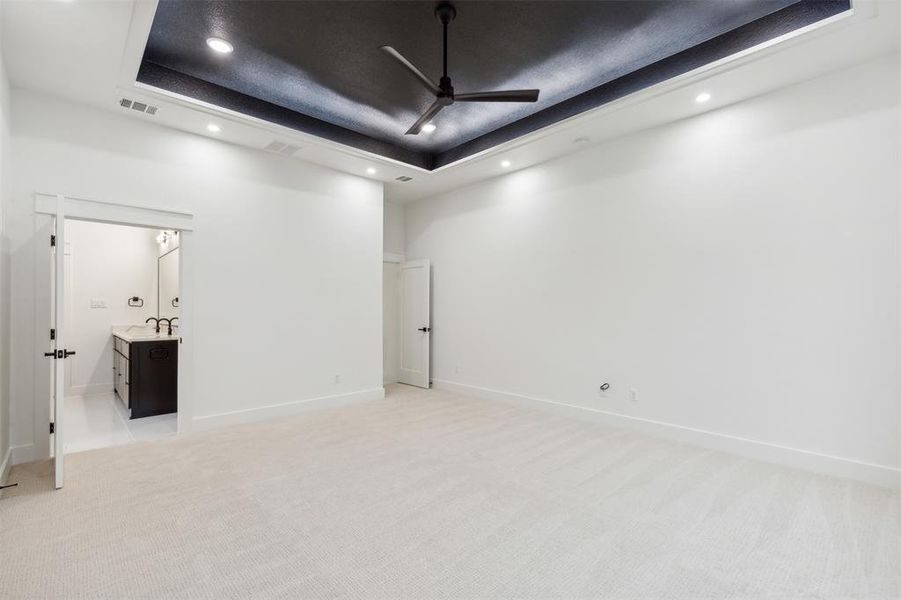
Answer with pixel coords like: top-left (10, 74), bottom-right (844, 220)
top-left (158, 247), bottom-right (180, 320)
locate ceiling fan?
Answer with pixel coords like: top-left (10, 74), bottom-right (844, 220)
top-left (380, 1), bottom-right (540, 135)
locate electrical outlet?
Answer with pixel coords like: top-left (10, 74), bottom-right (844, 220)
top-left (629, 388), bottom-right (639, 402)
top-left (90, 299), bottom-right (108, 309)
top-left (334, 374), bottom-right (342, 384)
top-left (454, 366), bottom-right (462, 375)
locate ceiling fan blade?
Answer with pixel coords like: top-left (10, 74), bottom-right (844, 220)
top-left (380, 46), bottom-right (441, 96)
top-left (406, 100), bottom-right (444, 135)
top-left (455, 89), bottom-right (540, 103)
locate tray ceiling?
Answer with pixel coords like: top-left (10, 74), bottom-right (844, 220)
top-left (139, 0), bottom-right (851, 169)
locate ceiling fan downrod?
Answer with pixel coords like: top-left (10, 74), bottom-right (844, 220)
top-left (436, 2), bottom-right (456, 97)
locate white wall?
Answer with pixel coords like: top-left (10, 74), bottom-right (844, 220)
top-left (0, 9), bottom-right (12, 479)
top-left (64, 220), bottom-right (159, 397)
top-left (406, 54), bottom-right (901, 483)
top-left (384, 200), bottom-right (405, 258)
top-left (8, 90), bottom-right (384, 462)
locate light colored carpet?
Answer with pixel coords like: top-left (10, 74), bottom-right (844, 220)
top-left (1, 384), bottom-right (899, 599)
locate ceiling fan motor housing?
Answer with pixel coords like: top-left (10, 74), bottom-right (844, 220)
top-left (439, 78), bottom-right (454, 101)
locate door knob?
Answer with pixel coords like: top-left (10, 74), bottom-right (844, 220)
top-left (417, 326), bottom-right (431, 333)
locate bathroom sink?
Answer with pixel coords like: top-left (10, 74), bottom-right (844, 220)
top-left (112, 325), bottom-right (178, 342)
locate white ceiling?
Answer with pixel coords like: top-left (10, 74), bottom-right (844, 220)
top-left (2, 0), bottom-right (899, 204)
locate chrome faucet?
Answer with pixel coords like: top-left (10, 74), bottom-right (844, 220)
top-left (145, 317), bottom-right (161, 333)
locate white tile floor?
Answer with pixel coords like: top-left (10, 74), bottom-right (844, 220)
top-left (64, 393), bottom-right (177, 454)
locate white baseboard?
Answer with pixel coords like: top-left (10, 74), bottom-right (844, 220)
top-left (0, 445), bottom-right (11, 486)
top-left (432, 379), bottom-right (901, 490)
top-left (10, 443), bottom-right (38, 466)
top-left (190, 387), bottom-right (386, 432)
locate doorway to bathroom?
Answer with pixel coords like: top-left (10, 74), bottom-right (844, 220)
top-left (34, 193), bottom-right (194, 489)
top-left (60, 220), bottom-right (181, 455)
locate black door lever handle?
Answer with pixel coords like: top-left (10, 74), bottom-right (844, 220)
top-left (43, 352), bottom-right (55, 358)
top-left (417, 327), bottom-right (431, 333)
top-left (63, 350), bottom-right (76, 358)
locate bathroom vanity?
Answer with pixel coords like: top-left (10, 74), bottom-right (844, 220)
top-left (112, 326), bottom-right (178, 418)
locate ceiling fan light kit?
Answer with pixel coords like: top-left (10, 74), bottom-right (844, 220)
top-left (381, 1), bottom-right (541, 135)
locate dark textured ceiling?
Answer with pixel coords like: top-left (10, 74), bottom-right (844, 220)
top-left (139, 0), bottom-right (850, 169)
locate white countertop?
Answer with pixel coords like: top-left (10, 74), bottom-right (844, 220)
top-left (112, 325), bottom-right (179, 343)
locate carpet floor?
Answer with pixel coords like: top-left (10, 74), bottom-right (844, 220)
top-left (1, 384), bottom-right (899, 599)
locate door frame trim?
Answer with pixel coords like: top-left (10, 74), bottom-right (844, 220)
top-left (33, 193), bottom-right (195, 463)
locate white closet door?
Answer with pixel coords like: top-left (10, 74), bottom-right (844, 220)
top-left (398, 259), bottom-right (430, 388)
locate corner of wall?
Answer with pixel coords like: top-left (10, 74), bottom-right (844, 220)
top-left (0, 9), bottom-right (13, 481)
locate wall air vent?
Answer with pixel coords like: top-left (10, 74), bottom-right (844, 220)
top-left (119, 97), bottom-right (158, 115)
top-left (263, 140), bottom-right (302, 156)
top-left (395, 176), bottom-right (413, 182)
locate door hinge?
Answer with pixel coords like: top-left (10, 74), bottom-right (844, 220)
top-left (49, 422), bottom-right (55, 434)
top-left (50, 234), bottom-right (56, 247)
top-left (50, 328), bottom-right (56, 341)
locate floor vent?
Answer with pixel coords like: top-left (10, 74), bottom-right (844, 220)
top-left (119, 97), bottom-right (158, 115)
top-left (263, 140), bottom-right (302, 156)
top-left (395, 175), bottom-right (413, 182)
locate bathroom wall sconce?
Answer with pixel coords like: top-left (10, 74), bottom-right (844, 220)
top-left (155, 230), bottom-right (178, 245)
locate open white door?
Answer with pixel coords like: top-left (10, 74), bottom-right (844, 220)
top-left (50, 206), bottom-right (67, 489)
top-left (398, 259), bottom-right (431, 388)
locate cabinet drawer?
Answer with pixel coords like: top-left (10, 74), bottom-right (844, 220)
top-left (114, 336), bottom-right (131, 358)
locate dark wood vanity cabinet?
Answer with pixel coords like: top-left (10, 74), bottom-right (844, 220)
top-left (113, 336), bottom-right (178, 419)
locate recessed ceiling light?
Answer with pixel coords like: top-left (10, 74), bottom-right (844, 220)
top-left (422, 123), bottom-right (437, 133)
top-left (206, 37), bottom-right (234, 54)
top-left (695, 92), bottom-right (711, 104)
top-left (501, 160), bottom-right (511, 168)
top-left (207, 123), bottom-right (221, 133)
top-left (366, 167), bottom-right (377, 175)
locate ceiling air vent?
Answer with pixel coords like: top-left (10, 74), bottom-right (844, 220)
top-left (395, 176), bottom-right (413, 182)
top-left (263, 140), bottom-right (302, 156)
top-left (119, 97), bottom-right (158, 115)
